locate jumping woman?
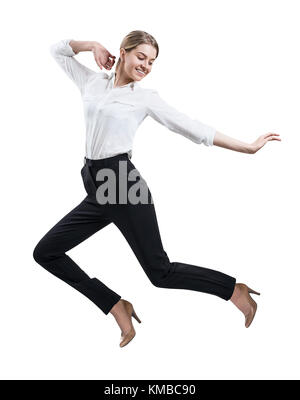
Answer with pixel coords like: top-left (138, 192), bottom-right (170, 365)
top-left (33, 30), bottom-right (281, 348)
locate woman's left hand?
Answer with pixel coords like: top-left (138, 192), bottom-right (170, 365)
top-left (249, 132), bottom-right (281, 153)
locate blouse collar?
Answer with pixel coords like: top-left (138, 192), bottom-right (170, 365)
top-left (108, 71), bottom-right (138, 91)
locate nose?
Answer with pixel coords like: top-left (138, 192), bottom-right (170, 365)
top-left (140, 61), bottom-right (148, 70)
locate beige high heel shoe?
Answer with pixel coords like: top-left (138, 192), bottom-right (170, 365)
top-left (119, 299), bottom-right (142, 348)
top-left (236, 283), bottom-right (261, 328)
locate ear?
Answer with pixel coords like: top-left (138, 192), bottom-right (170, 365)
top-left (120, 47), bottom-right (126, 61)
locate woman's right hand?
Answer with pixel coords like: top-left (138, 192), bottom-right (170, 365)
top-left (92, 43), bottom-right (116, 70)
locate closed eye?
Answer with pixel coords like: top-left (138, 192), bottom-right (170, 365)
top-left (137, 56), bottom-right (153, 66)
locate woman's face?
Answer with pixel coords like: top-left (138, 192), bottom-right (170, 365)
top-left (120, 43), bottom-right (157, 81)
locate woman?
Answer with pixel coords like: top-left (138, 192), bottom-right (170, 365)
top-left (33, 31), bottom-right (281, 348)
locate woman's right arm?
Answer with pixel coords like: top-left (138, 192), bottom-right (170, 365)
top-left (69, 40), bottom-right (115, 71)
top-left (49, 39), bottom-right (115, 94)
top-left (68, 40), bottom-right (98, 55)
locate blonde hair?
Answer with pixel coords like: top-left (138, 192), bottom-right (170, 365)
top-left (115, 30), bottom-right (159, 74)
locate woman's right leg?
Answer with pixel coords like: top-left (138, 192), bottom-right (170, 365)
top-left (33, 196), bottom-right (121, 315)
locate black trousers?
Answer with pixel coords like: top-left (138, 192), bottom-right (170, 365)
top-left (33, 153), bottom-right (236, 315)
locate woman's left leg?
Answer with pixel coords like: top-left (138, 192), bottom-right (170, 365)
top-left (108, 161), bottom-right (236, 301)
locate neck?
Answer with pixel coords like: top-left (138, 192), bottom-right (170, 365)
top-left (114, 69), bottom-right (134, 88)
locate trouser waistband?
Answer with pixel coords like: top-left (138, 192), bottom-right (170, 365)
top-left (83, 153), bottom-right (130, 167)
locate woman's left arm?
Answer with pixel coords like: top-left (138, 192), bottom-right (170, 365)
top-left (213, 131), bottom-right (281, 154)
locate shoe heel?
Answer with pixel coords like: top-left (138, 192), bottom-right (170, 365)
top-left (248, 287), bottom-right (260, 296)
top-left (132, 308), bottom-right (142, 323)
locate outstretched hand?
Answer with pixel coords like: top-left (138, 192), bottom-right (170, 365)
top-left (250, 132), bottom-right (281, 153)
top-left (92, 43), bottom-right (116, 70)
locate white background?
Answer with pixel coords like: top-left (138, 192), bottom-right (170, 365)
top-left (1, 0), bottom-right (299, 380)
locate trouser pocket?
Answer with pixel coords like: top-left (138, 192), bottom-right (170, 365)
top-left (81, 164), bottom-right (97, 196)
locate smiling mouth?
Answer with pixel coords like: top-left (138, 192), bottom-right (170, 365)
top-left (136, 69), bottom-right (146, 76)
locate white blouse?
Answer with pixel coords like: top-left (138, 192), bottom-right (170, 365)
top-left (49, 39), bottom-right (216, 160)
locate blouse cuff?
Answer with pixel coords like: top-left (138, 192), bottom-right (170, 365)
top-left (207, 128), bottom-right (217, 146)
top-left (59, 38), bottom-right (76, 56)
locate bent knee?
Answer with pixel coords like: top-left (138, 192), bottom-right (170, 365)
top-left (148, 267), bottom-right (175, 288)
top-left (33, 242), bottom-right (52, 265)
top-left (149, 276), bottom-right (168, 288)
top-left (144, 257), bottom-right (174, 287)
top-left (33, 244), bottom-right (44, 264)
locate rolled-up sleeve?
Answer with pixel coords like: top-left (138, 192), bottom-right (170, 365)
top-left (146, 89), bottom-right (216, 146)
top-left (49, 38), bottom-right (97, 95)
